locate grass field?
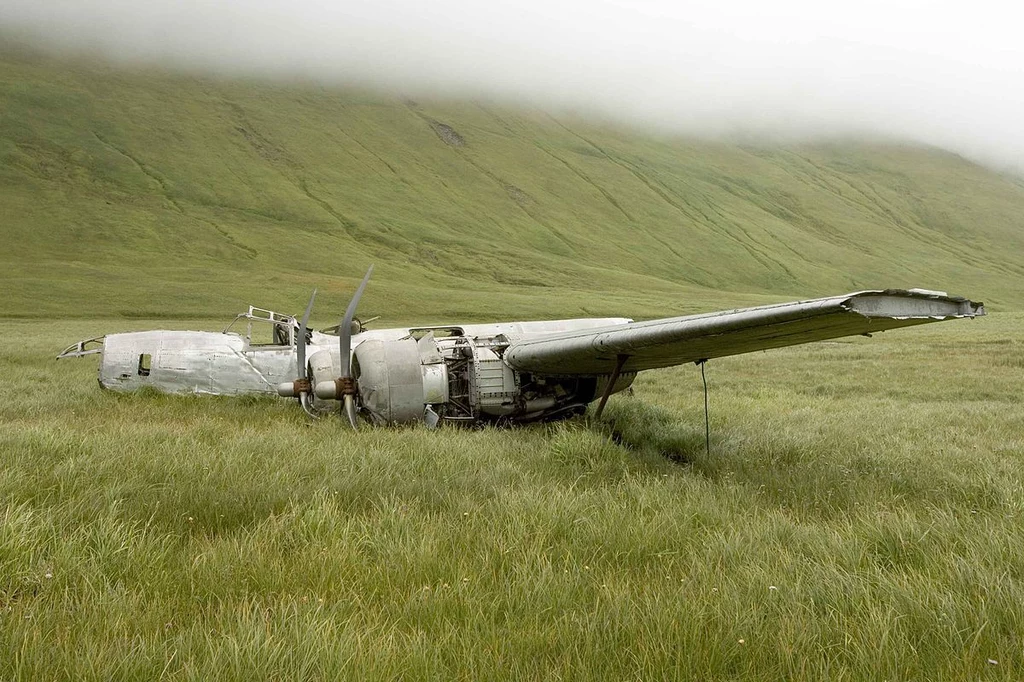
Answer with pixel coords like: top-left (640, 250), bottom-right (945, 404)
top-left (2, 313), bottom-right (1021, 680)
top-left (3, 45), bottom-right (1024, 680)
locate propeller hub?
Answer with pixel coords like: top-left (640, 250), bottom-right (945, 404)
top-left (276, 377), bottom-right (311, 398)
top-left (337, 376), bottom-right (358, 395)
top-left (313, 376), bottom-right (358, 400)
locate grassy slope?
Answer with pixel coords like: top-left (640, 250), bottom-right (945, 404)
top-left (2, 48), bottom-right (1023, 325)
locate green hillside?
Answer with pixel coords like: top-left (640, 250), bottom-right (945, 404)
top-left (2, 47), bottom-right (1022, 322)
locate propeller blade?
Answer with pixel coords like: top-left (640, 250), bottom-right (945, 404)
top-left (297, 288), bottom-right (317, 379)
top-left (339, 266), bottom-right (373, 379)
top-left (343, 394), bottom-right (358, 429)
top-left (277, 287), bottom-right (320, 415)
top-left (301, 392), bottom-right (319, 418)
top-left (336, 265), bottom-right (373, 428)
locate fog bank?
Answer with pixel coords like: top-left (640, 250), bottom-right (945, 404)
top-left (3, 0), bottom-right (1022, 170)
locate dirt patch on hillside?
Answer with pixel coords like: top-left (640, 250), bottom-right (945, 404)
top-left (504, 183), bottom-right (532, 206)
top-left (430, 121), bottom-right (466, 147)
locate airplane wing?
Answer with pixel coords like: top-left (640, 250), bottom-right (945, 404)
top-left (503, 289), bottom-right (984, 376)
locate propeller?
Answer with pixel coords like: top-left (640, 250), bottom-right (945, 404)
top-left (276, 288), bottom-right (317, 417)
top-left (296, 288), bottom-right (317, 416)
top-left (339, 266), bottom-right (373, 427)
top-left (314, 265), bottom-right (374, 428)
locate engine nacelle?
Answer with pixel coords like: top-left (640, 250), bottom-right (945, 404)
top-left (353, 338), bottom-right (435, 425)
top-left (313, 332), bottom-right (633, 426)
top-left (352, 333), bottom-right (448, 421)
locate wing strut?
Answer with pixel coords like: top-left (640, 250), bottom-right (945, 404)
top-left (593, 354), bottom-right (629, 420)
top-left (698, 359), bottom-right (710, 455)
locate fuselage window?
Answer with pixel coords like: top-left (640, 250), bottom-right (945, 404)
top-left (138, 353), bottom-right (152, 377)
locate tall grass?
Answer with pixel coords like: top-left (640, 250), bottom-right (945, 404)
top-left (1, 315), bottom-right (1020, 679)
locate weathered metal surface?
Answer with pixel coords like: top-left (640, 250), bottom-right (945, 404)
top-left (96, 330), bottom-right (296, 394)
top-left (503, 290), bottom-right (984, 376)
top-left (59, 289), bottom-right (983, 426)
top-left (354, 338), bottom-right (424, 425)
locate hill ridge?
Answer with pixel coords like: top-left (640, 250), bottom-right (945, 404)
top-left (2, 51), bottom-right (1021, 321)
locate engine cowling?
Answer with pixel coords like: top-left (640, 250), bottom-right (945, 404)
top-left (353, 337), bottom-right (433, 425)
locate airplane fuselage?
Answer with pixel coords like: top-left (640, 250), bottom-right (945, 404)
top-left (72, 316), bottom-right (637, 425)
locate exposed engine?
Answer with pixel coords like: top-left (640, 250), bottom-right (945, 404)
top-left (312, 329), bottom-right (634, 426)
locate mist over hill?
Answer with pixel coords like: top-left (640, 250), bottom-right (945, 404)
top-left (5, 0), bottom-right (1024, 173)
top-left (2, 50), bottom-right (1022, 321)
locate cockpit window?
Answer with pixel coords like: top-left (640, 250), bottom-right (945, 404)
top-left (410, 326), bottom-right (464, 340)
top-left (223, 307), bottom-right (296, 348)
top-left (247, 321), bottom-right (293, 347)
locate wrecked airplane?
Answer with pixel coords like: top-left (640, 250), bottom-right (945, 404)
top-left (59, 267), bottom-right (985, 427)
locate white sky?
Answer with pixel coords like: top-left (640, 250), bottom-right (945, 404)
top-left (3, 0), bottom-right (1023, 170)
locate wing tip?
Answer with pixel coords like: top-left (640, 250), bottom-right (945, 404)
top-left (846, 289), bottom-right (985, 319)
